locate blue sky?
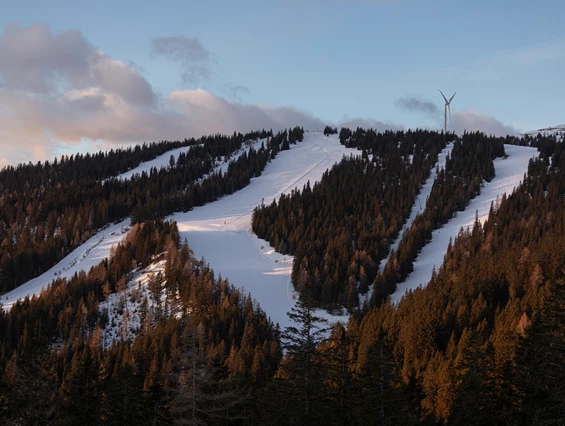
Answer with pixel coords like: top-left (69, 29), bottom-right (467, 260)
top-left (1, 0), bottom-right (564, 165)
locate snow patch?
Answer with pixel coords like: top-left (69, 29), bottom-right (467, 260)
top-left (2, 220), bottom-right (130, 311)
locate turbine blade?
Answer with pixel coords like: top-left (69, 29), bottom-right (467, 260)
top-left (449, 92), bottom-right (456, 103)
top-left (439, 90), bottom-right (448, 103)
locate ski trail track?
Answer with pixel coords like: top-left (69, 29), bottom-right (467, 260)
top-left (390, 144), bottom-right (538, 304)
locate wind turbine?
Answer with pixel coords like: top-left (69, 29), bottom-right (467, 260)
top-left (440, 90), bottom-right (456, 133)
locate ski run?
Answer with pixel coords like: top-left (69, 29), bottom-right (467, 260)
top-left (3, 133), bottom-right (539, 339)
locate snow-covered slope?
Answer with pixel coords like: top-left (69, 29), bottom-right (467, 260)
top-left (171, 132), bottom-right (361, 329)
top-left (5, 133), bottom-right (537, 332)
top-left (2, 220), bottom-right (130, 310)
top-left (390, 145), bottom-right (539, 304)
top-left (196, 137), bottom-right (268, 183)
top-left (523, 124), bottom-right (565, 138)
top-left (3, 133), bottom-right (360, 331)
top-left (109, 137), bottom-right (266, 182)
top-left (358, 143), bottom-right (454, 305)
top-left (380, 144), bottom-right (454, 274)
top-left (110, 146), bottom-right (195, 181)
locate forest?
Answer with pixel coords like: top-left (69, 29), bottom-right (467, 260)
top-left (0, 128), bottom-right (564, 424)
top-left (0, 127), bottom-right (303, 292)
top-left (252, 128), bottom-right (447, 310)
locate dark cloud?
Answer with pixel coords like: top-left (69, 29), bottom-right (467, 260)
top-left (395, 96), bottom-right (440, 117)
top-left (151, 35), bottom-right (213, 86)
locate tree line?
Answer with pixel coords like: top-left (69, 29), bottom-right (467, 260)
top-left (0, 128), bottom-right (302, 292)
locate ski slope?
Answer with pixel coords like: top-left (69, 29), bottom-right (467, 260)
top-left (523, 124), bottom-right (565, 138)
top-left (171, 132), bottom-right (361, 329)
top-left (390, 144), bottom-right (539, 304)
top-left (3, 133), bottom-right (360, 331)
top-left (2, 220), bottom-right (130, 310)
top-left (109, 137), bottom-right (266, 182)
top-left (380, 144), bottom-right (453, 274)
top-left (359, 143), bottom-right (454, 305)
top-left (109, 145), bottom-right (195, 181)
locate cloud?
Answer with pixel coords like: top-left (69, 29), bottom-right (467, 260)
top-left (338, 116), bottom-right (403, 132)
top-left (223, 84), bottom-right (251, 101)
top-left (0, 20), bottom-right (339, 166)
top-left (0, 23), bottom-right (156, 106)
top-left (168, 89), bottom-right (326, 134)
top-left (452, 109), bottom-right (519, 136)
top-left (151, 35), bottom-right (213, 86)
top-left (394, 94), bottom-right (519, 137)
top-left (396, 96), bottom-right (440, 117)
top-left (0, 23), bottom-right (422, 167)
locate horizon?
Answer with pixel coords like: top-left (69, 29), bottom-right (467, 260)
top-left (1, 0), bottom-right (564, 167)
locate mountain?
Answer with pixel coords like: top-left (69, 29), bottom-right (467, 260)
top-left (1, 127), bottom-right (564, 425)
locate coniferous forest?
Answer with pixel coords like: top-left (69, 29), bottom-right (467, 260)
top-left (1, 127), bottom-right (565, 425)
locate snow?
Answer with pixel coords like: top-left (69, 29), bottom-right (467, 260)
top-left (390, 144), bottom-right (539, 304)
top-left (381, 145), bottom-right (453, 273)
top-left (2, 220), bottom-right (130, 311)
top-left (108, 137), bottom-right (266, 182)
top-left (171, 132), bottom-right (361, 329)
top-left (109, 146), bottom-right (195, 181)
top-left (359, 143), bottom-right (453, 306)
top-left (8, 133), bottom-right (536, 334)
top-left (99, 258), bottom-right (172, 347)
top-left (523, 124), bottom-right (565, 138)
top-left (197, 138), bottom-right (268, 183)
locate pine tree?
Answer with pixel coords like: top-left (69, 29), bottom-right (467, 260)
top-left (272, 298), bottom-right (329, 424)
top-left (169, 320), bottom-right (248, 425)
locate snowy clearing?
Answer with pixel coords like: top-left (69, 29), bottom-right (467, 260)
top-left (380, 144), bottom-right (454, 273)
top-left (2, 220), bottom-right (130, 311)
top-left (108, 146), bottom-right (195, 181)
top-left (171, 132), bottom-right (361, 329)
top-left (195, 138), bottom-right (268, 184)
top-left (390, 144), bottom-right (539, 304)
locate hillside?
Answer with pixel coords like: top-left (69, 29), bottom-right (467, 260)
top-left (1, 127), bottom-right (564, 425)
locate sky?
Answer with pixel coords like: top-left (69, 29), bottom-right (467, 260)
top-left (1, 0), bottom-right (564, 167)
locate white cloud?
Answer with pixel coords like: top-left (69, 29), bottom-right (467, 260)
top-left (452, 109), bottom-right (519, 136)
top-left (168, 89), bottom-right (326, 134)
top-left (0, 23), bottom-right (521, 168)
top-left (338, 116), bottom-right (403, 131)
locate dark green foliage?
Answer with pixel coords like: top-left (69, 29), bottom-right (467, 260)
top-left (0, 220), bottom-right (281, 424)
top-left (324, 126), bottom-right (338, 136)
top-left (253, 128), bottom-right (446, 310)
top-left (373, 131), bottom-right (506, 306)
top-left (2, 128), bottom-right (565, 424)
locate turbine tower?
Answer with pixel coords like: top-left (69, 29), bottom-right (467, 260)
top-left (440, 90), bottom-right (456, 133)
